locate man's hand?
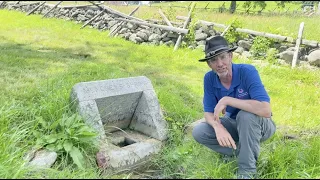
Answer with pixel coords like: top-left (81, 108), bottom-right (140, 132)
top-left (215, 125), bottom-right (237, 150)
top-left (213, 97), bottom-right (228, 121)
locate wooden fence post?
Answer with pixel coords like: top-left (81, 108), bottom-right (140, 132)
top-left (204, 2), bottom-right (209, 10)
top-left (109, 5), bottom-right (140, 37)
top-left (173, 2), bottom-right (196, 51)
top-left (158, 8), bottom-right (173, 27)
top-left (81, 9), bottom-right (105, 29)
top-left (292, 22), bottom-right (304, 68)
top-left (221, 20), bottom-right (235, 37)
top-left (42, 1), bottom-right (63, 18)
top-left (26, 1), bottom-right (46, 16)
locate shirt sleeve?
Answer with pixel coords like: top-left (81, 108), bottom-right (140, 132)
top-left (244, 66), bottom-right (270, 103)
top-left (203, 73), bottom-right (218, 112)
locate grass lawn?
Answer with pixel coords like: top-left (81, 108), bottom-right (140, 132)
top-left (0, 7), bottom-right (320, 179)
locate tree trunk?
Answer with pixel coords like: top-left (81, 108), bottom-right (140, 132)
top-left (229, 1), bottom-right (236, 14)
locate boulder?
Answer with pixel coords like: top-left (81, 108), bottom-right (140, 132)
top-left (307, 49), bottom-right (320, 67)
top-left (238, 40), bottom-right (252, 51)
top-left (148, 34), bottom-right (161, 42)
top-left (195, 33), bottom-right (208, 41)
top-left (136, 32), bottom-right (148, 41)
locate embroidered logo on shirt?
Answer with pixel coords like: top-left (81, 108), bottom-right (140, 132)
top-left (238, 88), bottom-right (243, 93)
top-left (237, 88), bottom-right (248, 98)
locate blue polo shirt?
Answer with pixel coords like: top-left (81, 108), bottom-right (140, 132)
top-left (203, 63), bottom-right (270, 119)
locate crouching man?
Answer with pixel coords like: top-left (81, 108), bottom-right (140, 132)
top-left (192, 36), bottom-right (276, 179)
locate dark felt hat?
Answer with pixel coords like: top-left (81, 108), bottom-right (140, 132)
top-left (198, 35), bottom-right (238, 62)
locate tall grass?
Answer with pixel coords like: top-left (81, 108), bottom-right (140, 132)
top-left (0, 9), bottom-right (319, 178)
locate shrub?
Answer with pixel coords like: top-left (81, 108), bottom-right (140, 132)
top-left (266, 48), bottom-right (279, 65)
top-left (224, 18), bottom-right (248, 44)
top-left (32, 114), bottom-right (98, 169)
top-left (250, 36), bottom-right (274, 57)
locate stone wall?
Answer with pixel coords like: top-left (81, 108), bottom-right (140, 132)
top-left (1, 2), bottom-right (319, 67)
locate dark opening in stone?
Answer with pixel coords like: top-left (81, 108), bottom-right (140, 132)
top-left (114, 137), bottom-right (136, 147)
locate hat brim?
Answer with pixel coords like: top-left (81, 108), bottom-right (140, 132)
top-left (198, 46), bottom-right (238, 62)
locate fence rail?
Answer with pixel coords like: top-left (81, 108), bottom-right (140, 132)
top-left (110, 3), bottom-right (318, 17)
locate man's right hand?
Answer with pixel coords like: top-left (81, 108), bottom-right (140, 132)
top-left (214, 125), bottom-right (237, 150)
top-left (204, 112), bottom-right (236, 150)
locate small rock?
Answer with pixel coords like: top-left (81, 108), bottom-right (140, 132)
top-left (27, 149), bottom-right (57, 169)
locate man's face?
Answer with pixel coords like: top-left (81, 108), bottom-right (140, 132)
top-left (207, 52), bottom-right (232, 77)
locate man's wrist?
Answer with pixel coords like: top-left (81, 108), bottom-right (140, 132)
top-left (210, 120), bottom-right (223, 129)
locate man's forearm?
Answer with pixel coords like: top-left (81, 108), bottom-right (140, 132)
top-left (222, 97), bottom-right (271, 118)
top-left (204, 112), bottom-right (224, 129)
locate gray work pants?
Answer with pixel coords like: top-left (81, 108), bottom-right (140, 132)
top-left (192, 110), bottom-right (276, 176)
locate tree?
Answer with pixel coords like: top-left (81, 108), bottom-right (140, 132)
top-left (229, 1), bottom-right (236, 13)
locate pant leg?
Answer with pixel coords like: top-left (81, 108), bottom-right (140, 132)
top-left (236, 110), bottom-right (276, 176)
top-left (192, 116), bottom-right (239, 156)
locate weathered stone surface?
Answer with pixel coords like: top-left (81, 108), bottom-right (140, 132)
top-left (235, 47), bottom-right (244, 54)
top-left (136, 31), bottom-right (148, 41)
top-left (148, 34), bottom-right (161, 42)
top-left (195, 33), bottom-right (208, 41)
top-left (28, 149), bottom-right (57, 169)
top-left (71, 76), bottom-right (168, 140)
top-left (238, 40), bottom-right (252, 51)
top-left (127, 22), bottom-right (138, 30)
top-left (307, 49), bottom-right (320, 66)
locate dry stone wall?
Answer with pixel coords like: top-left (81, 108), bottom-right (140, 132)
top-left (1, 2), bottom-right (319, 67)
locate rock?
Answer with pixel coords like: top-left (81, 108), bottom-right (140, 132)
top-left (153, 28), bottom-right (162, 35)
top-left (307, 49), bottom-right (320, 67)
top-left (208, 29), bottom-right (216, 36)
top-left (167, 32), bottom-right (179, 38)
top-left (196, 45), bottom-right (206, 51)
top-left (119, 28), bottom-right (128, 34)
top-left (195, 29), bottom-right (203, 34)
top-left (160, 32), bottom-right (168, 39)
top-left (277, 59), bottom-right (288, 65)
top-left (238, 40), bottom-right (252, 51)
top-left (127, 22), bottom-right (138, 30)
top-left (150, 40), bottom-right (160, 46)
top-left (161, 37), bottom-right (171, 42)
top-left (27, 149), bottom-right (57, 169)
top-left (136, 32), bottom-right (148, 41)
top-left (129, 34), bottom-right (143, 43)
top-left (279, 45), bottom-right (288, 53)
top-left (108, 20), bottom-right (118, 28)
top-left (195, 33), bottom-right (208, 41)
top-left (96, 151), bottom-right (110, 170)
top-left (164, 40), bottom-right (174, 46)
top-left (242, 51), bottom-right (252, 58)
top-left (123, 33), bottom-right (131, 40)
top-left (188, 45), bottom-right (195, 50)
top-left (234, 47), bottom-right (244, 54)
top-left (148, 34), bottom-right (161, 42)
top-left (278, 50), bottom-right (296, 64)
top-left (196, 40), bottom-right (206, 46)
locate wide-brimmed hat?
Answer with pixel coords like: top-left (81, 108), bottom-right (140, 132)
top-left (198, 35), bottom-right (238, 62)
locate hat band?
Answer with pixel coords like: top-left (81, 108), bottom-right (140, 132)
top-left (205, 46), bottom-right (229, 58)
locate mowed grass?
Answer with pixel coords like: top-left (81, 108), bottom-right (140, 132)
top-left (0, 9), bottom-right (320, 179)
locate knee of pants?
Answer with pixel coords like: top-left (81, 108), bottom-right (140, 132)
top-left (236, 110), bottom-right (258, 126)
top-left (192, 123), bottom-right (209, 143)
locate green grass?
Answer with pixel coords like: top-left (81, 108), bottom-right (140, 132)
top-left (0, 8), bottom-right (320, 179)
